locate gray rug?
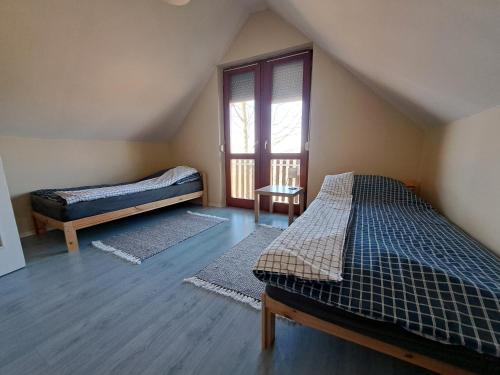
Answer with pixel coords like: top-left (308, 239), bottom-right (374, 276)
top-left (184, 225), bottom-right (283, 309)
top-left (92, 211), bottom-right (227, 264)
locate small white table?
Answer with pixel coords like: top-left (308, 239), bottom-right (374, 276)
top-left (254, 185), bottom-right (305, 226)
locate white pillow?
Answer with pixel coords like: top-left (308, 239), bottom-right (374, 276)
top-left (320, 172), bottom-right (354, 197)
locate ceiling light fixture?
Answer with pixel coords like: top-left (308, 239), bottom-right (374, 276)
top-left (163, 0), bottom-right (191, 6)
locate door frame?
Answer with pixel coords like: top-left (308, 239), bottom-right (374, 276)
top-left (223, 49), bottom-right (313, 210)
top-left (223, 62), bottom-right (262, 209)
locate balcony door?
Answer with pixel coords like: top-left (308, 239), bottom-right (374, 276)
top-left (223, 50), bottom-right (312, 211)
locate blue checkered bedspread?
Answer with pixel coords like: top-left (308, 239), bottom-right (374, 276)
top-left (254, 175), bottom-right (500, 357)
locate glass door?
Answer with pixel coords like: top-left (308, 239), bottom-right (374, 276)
top-left (223, 50), bottom-right (312, 211)
top-left (223, 64), bottom-right (260, 209)
top-left (260, 51), bottom-right (312, 213)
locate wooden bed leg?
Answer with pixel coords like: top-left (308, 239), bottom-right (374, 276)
top-left (63, 223), bottom-right (79, 252)
top-left (261, 293), bottom-right (275, 349)
top-left (201, 172), bottom-right (208, 208)
top-left (33, 213), bottom-right (47, 235)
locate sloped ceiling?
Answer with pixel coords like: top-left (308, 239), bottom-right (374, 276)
top-left (268, 0), bottom-right (500, 127)
top-left (1, 1), bottom-right (499, 142)
top-left (0, 0), bottom-right (265, 141)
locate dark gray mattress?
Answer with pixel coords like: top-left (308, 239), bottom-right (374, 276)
top-left (266, 285), bottom-right (499, 374)
top-left (31, 173), bottom-right (202, 222)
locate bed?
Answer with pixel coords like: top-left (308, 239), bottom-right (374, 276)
top-left (31, 168), bottom-right (207, 252)
top-left (254, 175), bottom-right (500, 374)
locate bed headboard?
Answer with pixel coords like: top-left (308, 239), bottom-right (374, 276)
top-left (403, 180), bottom-right (419, 194)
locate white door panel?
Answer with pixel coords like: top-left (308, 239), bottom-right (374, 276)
top-left (0, 157), bottom-right (25, 277)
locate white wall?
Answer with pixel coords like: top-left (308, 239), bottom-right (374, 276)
top-left (171, 10), bottom-right (424, 206)
top-left (171, 10), bottom-right (311, 206)
top-left (0, 136), bottom-right (170, 236)
top-left (307, 46), bottom-right (423, 200)
top-left (420, 105), bottom-right (500, 255)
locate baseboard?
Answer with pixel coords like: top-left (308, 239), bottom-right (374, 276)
top-left (20, 227), bottom-right (55, 238)
top-left (208, 201), bottom-right (226, 208)
top-left (20, 229), bottom-right (36, 238)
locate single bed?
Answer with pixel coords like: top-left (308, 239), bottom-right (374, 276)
top-left (31, 169), bottom-right (207, 252)
top-left (254, 175), bottom-right (500, 374)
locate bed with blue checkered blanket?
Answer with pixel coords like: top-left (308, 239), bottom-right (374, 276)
top-left (254, 175), bottom-right (500, 358)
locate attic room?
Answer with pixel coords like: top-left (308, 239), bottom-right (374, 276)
top-left (0, 0), bottom-right (499, 374)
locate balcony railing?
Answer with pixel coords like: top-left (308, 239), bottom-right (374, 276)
top-left (270, 159), bottom-right (300, 203)
top-left (230, 159), bottom-right (300, 203)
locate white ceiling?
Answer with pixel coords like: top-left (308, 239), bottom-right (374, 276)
top-left (0, 0), bottom-right (265, 141)
top-left (1, 0), bottom-right (499, 141)
top-left (268, 0), bottom-right (500, 127)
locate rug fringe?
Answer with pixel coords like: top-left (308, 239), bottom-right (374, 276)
top-left (187, 211), bottom-right (229, 221)
top-left (258, 223), bottom-right (283, 229)
top-left (92, 241), bottom-right (142, 265)
top-left (183, 276), bottom-right (261, 310)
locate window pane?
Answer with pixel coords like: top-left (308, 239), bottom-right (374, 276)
top-left (230, 72), bottom-right (255, 154)
top-left (230, 159), bottom-right (255, 199)
top-left (270, 159), bottom-right (301, 203)
top-left (270, 61), bottom-right (303, 154)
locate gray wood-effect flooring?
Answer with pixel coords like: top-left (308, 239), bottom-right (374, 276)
top-left (0, 204), bottom-right (430, 375)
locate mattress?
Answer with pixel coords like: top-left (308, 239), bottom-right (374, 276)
top-left (266, 285), bottom-right (499, 374)
top-left (31, 172), bottom-right (202, 222)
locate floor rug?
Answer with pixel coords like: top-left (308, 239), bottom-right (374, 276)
top-left (92, 211), bottom-right (227, 264)
top-left (184, 225), bottom-right (283, 309)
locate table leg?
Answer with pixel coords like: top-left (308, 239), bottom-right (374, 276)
top-left (299, 191), bottom-right (305, 215)
top-left (255, 193), bottom-right (260, 223)
top-left (288, 197), bottom-right (294, 226)
top-left (269, 196), bottom-right (273, 214)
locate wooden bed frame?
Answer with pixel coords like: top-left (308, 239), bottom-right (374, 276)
top-left (32, 172), bottom-right (208, 252)
top-left (261, 293), bottom-right (472, 375)
top-left (260, 180), bottom-right (475, 375)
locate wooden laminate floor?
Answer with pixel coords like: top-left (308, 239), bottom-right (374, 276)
top-left (0, 204), bottom-right (430, 375)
